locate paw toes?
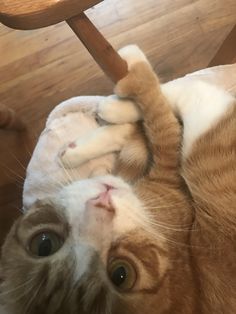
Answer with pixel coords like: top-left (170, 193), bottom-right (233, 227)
top-left (98, 96), bottom-right (141, 124)
top-left (98, 96), bottom-right (121, 123)
top-left (118, 45), bottom-right (148, 69)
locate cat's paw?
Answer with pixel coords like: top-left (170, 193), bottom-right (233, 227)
top-left (115, 45), bottom-right (158, 98)
top-left (59, 140), bottom-right (87, 169)
top-left (97, 95), bottom-right (141, 124)
top-left (58, 124), bottom-right (135, 169)
top-left (118, 45), bottom-right (149, 69)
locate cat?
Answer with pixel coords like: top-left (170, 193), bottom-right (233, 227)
top-left (0, 45), bottom-right (235, 314)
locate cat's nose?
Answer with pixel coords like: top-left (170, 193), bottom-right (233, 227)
top-left (87, 185), bottom-right (115, 214)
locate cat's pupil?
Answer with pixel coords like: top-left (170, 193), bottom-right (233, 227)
top-left (38, 234), bottom-right (52, 257)
top-left (111, 266), bottom-right (127, 286)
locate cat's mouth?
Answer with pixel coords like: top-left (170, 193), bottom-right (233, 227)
top-left (87, 184), bottom-right (116, 214)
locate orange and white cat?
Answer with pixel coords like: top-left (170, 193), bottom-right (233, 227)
top-left (0, 46), bottom-right (235, 314)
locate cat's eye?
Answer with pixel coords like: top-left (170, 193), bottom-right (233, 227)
top-left (29, 231), bottom-right (63, 257)
top-left (108, 259), bottom-right (137, 291)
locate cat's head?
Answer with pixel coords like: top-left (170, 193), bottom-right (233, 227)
top-left (0, 175), bottom-right (194, 314)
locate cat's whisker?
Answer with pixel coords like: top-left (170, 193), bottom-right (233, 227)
top-left (22, 276), bottom-right (45, 314)
top-left (146, 220), bottom-right (195, 232)
top-left (145, 203), bottom-right (186, 209)
top-left (143, 210), bottom-right (194, 228)
top-left (53, 133), bottom-right (76, 186)
top-left (59, 161), bottom-right (75, 186)
top-left (11, 204), bottom-right (24, 213)
top-left (148, 219), bottom-right (194, 229)
top-left (142, 199), bottom-right (187, 208)
top-left (147, 227), bottom-right (209, 249)
top-left (147, 229), bottom-right (190, 248)
top-left (23, 144), bottom-right (33, 159)
top-left (6, 268), bottom-right (48, 305)
top-left (0, 163), bottom-right (25, 182)
top-left (61, 260), bottom-right (77, 304)
top-left (4, 172), bottom-right (24, 186)
top-left (0, 162), bottom-right (66, 197)
top-left (8, 152), bottom-right (27, 171)
top-left (0, 274), bottom-right (38, 299)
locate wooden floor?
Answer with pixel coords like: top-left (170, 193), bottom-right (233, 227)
top-left (0, 0), bottom-right (235, 246)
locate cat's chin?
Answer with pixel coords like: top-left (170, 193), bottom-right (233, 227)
top-left (87, 184), bottom-right (116, 213)
top-left (59, 175), bottom-right (131, 208)
top-left (56, 175), bottom-right (147, 241)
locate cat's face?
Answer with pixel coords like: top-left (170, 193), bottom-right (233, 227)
top-left (0, 175), bottom-right (193, 314)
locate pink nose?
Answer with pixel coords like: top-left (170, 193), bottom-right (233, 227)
top-left (88, 185), bottom-right (115, 213)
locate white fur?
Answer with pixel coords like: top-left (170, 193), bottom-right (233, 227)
top-left (162, 79), bottom-right (235, 156)
top-left (98, 95), bottom-right (141, 124)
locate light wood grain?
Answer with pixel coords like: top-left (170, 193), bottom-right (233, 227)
top-left (1, 0), bottom-right (128, 82)
top-left (0, 0), bottom-right (236, 246)
top-left (0, 0), bottom-right (103, 29)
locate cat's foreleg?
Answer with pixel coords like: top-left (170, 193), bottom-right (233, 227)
top-left (115, 45), bottom-right (181, 186)
top-left (59, 123), bottom-right (136, 168)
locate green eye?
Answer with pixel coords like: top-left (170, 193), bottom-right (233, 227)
top-left (29, 232), bottom-right (63, 257)
top-left (108, 259), bottom-right (137, 291)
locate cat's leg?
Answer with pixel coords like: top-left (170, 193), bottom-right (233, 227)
top-left (115, 45), bottom-right (182, 186)
top-left (59, 123), bottom-right (136, 168)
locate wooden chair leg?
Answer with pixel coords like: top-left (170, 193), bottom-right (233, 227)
top-left (67, 12), bottom-right (128, 83)
top-left (0, 105), bottom-right (25, 131)
top-left (209, 24), bottom-right (236, 67)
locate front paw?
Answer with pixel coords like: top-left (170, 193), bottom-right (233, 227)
top-left (59, 140), bottom-right (86, 169)
top-left (97, 95), bottom-right (141, 124)
top-left (115, 45), bottom-right (158, 98)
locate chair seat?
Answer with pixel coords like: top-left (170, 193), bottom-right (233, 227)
top-left (0, 0), bottom-right (103, 30)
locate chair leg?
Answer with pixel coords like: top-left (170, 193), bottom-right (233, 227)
top-left (0, 104), bottom-right (25, 131)
top-left (209, 24), bottom-right (236, 67)
top-left (67, 12), bottom-right (128, 83)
